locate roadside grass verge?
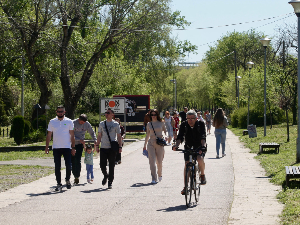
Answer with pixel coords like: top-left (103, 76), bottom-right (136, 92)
top-left (0, 165), bottom-right (53, 193)
top-left (230, 124), bottom-right (300, 225)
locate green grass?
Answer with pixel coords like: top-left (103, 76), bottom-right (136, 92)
top-left (230, 124), bottom-right (300, 225)
top-left (0, 150), bottom-right (53, 161)
top-left (0, 164), bottom-right (53, 193)
top-left (125, 132), bottom-right (146, 140)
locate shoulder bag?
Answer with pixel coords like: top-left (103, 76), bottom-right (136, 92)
top-left (104, 121), bottom-right (119, 151)
top-left (150, 122), bottom-right (167, 146)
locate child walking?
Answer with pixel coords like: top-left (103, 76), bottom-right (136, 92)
top-left (84, 144), bottom-right (94, 183)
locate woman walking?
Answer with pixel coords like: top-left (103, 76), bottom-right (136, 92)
top-left (163, 111), bottom-right (174, 145)
top-left (213, 108), bottom-right (229, 158)
top-left (143, 109), bottom-right (167, 184)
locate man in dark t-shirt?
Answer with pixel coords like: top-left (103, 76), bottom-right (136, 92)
top-left (179, 107), bottom-right (188, 122)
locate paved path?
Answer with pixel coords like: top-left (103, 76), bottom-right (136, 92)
top-left (0, 127), bottom-right (283, 225)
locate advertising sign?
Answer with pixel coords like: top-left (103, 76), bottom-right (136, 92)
top-left (100, 98), bottom-right (125, 114)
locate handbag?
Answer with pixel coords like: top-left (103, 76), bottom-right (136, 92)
top-left (150, 122), bottom-right (167, 146)
top-left (104, 121), bottom-right (119, 151)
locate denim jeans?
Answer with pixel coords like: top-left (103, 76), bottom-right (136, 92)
top-left (214, 129), bottom-right (227, 156)
top-left (86, 164), bottom-right (94, 180)
top-left (71, 144), bottom-right (83, 178)
top-left (53, 148), bottom-right (72, 184)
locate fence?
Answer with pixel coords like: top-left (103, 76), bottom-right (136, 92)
top-left (0, 127), bottom-right (10, 137)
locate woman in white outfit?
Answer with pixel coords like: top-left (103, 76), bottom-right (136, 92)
top-left (163, 111), bottom-right (174, 145)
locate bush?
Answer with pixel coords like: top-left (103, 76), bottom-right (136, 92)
top-left (23, 129), bottom-right (46, 143)
top-left (24, 120), bottom-right (32, 136)
top-left (32, 114), bottom-right (47, 131)
top-left (11, 115), bottom-right (25, 145)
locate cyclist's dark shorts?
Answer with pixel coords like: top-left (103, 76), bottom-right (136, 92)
top-left (184, 152), bottom-right (206, 161)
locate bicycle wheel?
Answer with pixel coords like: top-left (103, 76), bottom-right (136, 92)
top-left (185, 166), bottom-right (192, 207)
top-left (194, 166), bottom-right (201, 202)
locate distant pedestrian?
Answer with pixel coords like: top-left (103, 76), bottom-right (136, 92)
top-left (205, 110), bottom-right (212, 135)
top-left (84, 144), bottom-right (94, 183)
top-left (213, 108), bottom-right (229, 158)
top-left (163, 111), bottom-right (174, 145)
top-left (45, 105), bottom-right (75, 191)
top-left (172, 111), bottom-right (180, 142)
top-left (143, 109), bottom-right (151, 131)
top-left (115, 118), bottom-right (125, 165)
top-left (143, 109), bottom-right (167, 184)
top-left (95, 108), bottom-right (122, 189)
top-left (179, 107), bottom-right (188, 123)
top-left (72, 114), bottom-right (97, 184)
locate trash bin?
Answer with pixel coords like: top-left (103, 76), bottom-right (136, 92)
top-left (247, 124), bottom-right (257, 138)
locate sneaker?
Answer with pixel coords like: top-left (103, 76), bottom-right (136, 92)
top-left (158, 176), bottom-right (162, 182)
top-left (181, 188), bottom-right (186, 195)
top-left (151, 180), bottom-right (157, 184)
top-left (87, 179), bottom-right (91, 183)
top-left (108, 181), bottom-right (112, 189)
top-left (115, 161), bottom-right (118, 165)
top-left (102, 175), bottom-right (109, 186)
top-left (222, 153), bottom-right (226, 157)
top-left (74, 177), bottom-right (79, 184)
top-left (91, 179), bottom-right (94, 182)
top-left (200, 175), bottom-right (206, 185)
top-left (55, 183), bottom-right (62, 191)
top-left (66, 180), bottom-right (71, 189)
top-left (118, 160), bottom-right (121, 164)
top-left (216, 155), bottom-right (219, 159)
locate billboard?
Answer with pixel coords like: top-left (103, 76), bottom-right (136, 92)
top-left (113, 95), bottom-right (150, 131)
top-left (100, 98), bottom-right (125, 114)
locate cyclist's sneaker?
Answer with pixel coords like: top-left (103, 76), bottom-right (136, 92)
top-left (66, 180), bottom-right (71, 189)
top-left (216, 155), bottom-right (220, 159)
top-left (181, 187), bottom-right (186, 195)
top-left (102, 174), bottom-right (109, 186)
top-left (108, 181), bottom-right (112, 189)
top-left (74, 177), bottom-right (79, 184)
top-left (55, 183), bottom-right (62, 191)
top-left (200, 175), bottom-right (206, 185)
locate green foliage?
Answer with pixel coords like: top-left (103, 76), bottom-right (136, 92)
top-left (24, 120), bottom-right (31, 136)
top-left (11, 115), bottom-right (25, 145)
top-left (32, 115), bottom-right (47, 131)
top-left (23, 130), bottom-right (46, 143)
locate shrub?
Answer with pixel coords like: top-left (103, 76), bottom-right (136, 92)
top-left (32, 114), bottom-right (47, 131)
top-left (23, 129), bottom-right (46, 143)
top-left (11, 115), bottom-right (25, 145)
top-left (24, 120), bottom-right (32, 136)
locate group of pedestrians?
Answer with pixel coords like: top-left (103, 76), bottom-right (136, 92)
top-left (45, 106), bottom-right (123, 191)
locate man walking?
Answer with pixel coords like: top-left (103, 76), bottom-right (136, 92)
top-left (95, 108), bottom-right (122, 189)
top-left (45, 105), bottom-right (76, 191)
top-left (179, 107), bottom-right (188, 123)
top-left (72, 114), bottom-right (97, 184)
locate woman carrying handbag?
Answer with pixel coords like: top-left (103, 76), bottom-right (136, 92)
top-left (143, 109), bottom-right (167, 184)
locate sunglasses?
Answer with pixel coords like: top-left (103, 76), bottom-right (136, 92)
top-left (56, 111), bottom-right (64, 113)
top-left (105, 112), bottom-right (111, 114)
top-left (151, 114), bottom-right (157, 116)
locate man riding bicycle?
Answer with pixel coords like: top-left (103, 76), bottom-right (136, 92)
top-left (172, 110), bottom-right (207, 195)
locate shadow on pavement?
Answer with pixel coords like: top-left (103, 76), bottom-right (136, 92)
top-left (157, 204), bottom-right (190, 212)
top-left (81, 188), bottom-right (107, 193)
top-left (131, 183), bottom-right (156, 187)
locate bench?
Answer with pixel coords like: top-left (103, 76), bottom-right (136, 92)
top-left (243, 130), bottom-right (248, 135)
top-left (259, 142), bottom-right (280, 154)
top-left (285, 166), bottom-right (300, 187)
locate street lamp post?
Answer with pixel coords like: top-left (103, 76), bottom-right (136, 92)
top-left (289, 0), bottom-right (300, 162)
top-left (43, 104), bottom-right (50, 135)
top-left (34, 104), bottom-right (41, 130)
top-left (246, 61), bottom-right (254, 128)
top-left (260, 37), bottom-right (271, 137)
top-left (170, 79), bottom-right (177, 111)
top-left (236, 76), bottom-right (242, 108)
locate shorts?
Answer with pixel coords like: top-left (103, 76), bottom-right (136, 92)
top-left (184, 152), bottom-right (206, 161)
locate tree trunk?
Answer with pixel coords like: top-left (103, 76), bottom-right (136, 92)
top-left (286, 108), bottom-right (289, 142)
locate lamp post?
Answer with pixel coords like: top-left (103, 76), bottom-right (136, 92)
top-left (246, 61), bottom-right (254, 128)
top-left (236, 76), bottom-right (241, 108)
top-left (34, 104), bottom-right (41, 130)
top-left (43, 104), bottom-right (50, 135)
top-left (289, 0), bottom-right (300, 162)
top-left (170, 79), bottom-right (177, 111)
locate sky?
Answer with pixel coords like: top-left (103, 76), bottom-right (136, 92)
top-left (170, 0), bottom-right (297, 63)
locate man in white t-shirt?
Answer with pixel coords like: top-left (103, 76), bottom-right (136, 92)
top-left (45, 105), bottom-right (75, 191)
top-left (95, 108), bottom-right (122, 189)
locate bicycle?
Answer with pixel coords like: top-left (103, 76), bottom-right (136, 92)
top-left (176, 146), bottom-right (206, 208)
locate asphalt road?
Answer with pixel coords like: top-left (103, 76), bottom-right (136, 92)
top-left (0, 127), bottom-right (283, 225)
